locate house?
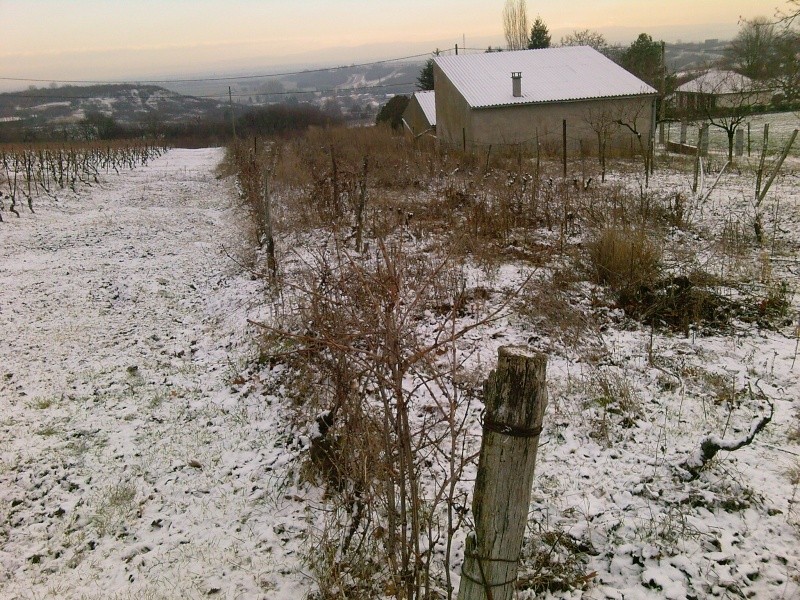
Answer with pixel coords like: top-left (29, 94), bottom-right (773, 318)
top-left (402, 90), bottom-right (436, 137)
top-left (432, 46), bottom-right (658, 154)
top-left (674, 69), bottom-right (771, 114)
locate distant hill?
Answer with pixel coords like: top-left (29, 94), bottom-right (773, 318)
top-left (664, 39), bottom-right (730, 75)
top-left (0, 84), bottom-right (228, 128)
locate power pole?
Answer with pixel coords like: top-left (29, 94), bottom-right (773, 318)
top-left (659, 41), bottom-right (666, 124)
top-left (229, 86), bottom-right (237, 139)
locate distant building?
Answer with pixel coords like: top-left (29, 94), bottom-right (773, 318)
top-left (675, 69), bottom-right (771, 114)
top-left (402, 91), bottom-right (436, 137)
top-left (432, 46), bottom-right (657, 153)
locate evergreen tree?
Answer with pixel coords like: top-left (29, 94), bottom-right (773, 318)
top-left (622, 33), bottom-right (663, 88)
top-left (417, 59), bottom-right (435, 91)
top-left (375, 95), bottom-right (410, 131)
top-left (528, 15), bottom-right (551, 49)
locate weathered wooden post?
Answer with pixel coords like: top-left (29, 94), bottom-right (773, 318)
top-left (457, 347), bottom-right (548, 600)
top-left (354, 156), bottom-right (368, 252)
top-left (700, 124), bottom-right (710, 156)
top-left (692, 125), bottom-right (706, 194)
top-left (262, 168), bottom-right (277, 281)
top-left (755, 124), bottom-right (769, 201)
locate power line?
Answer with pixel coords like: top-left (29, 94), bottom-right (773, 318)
top-left (1, 81), bottom-right (418, 102)
top-left (0, 50), bottom-right (448, 86)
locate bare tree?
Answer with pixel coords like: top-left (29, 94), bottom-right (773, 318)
top-left (503, 0), bottom-right (529, 51)
top-left (614, 99), bottom-right (655, 185)
top-left (771, 28), bottom-right (800, 104)
top-left (726, 17), bottom-right (776, 81)
top-left (584, 106), bottom-right (620, 182)
top-left (776, 0), bottom-right (800, 25)
top-left (559, 29), bottom-right (608, 52)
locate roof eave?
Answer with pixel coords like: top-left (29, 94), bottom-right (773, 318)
top-left (470, 92), bottom-right (659, 110)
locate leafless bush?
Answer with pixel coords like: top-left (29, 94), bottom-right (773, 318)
top-left (253, 236), bottom-right (515, 599)
top-left (0, 141), bottom-right (167, 219)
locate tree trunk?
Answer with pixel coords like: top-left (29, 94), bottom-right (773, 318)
top-left (727, 130), bottom-right (734, 163)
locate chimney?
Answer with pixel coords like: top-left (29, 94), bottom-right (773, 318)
top-left (512, 72), bottom-right (522, 97)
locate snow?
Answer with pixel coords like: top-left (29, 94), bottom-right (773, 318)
top-left (1, 144), bottom-right (799, 599)
top-left (0, 149), bottom-right (306, 598)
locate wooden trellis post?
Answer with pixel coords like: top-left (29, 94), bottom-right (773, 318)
top-left (457, 347), bottom-right (548, 600)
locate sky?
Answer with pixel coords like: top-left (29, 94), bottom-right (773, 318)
top-left (1, 0), bottom-right (788, 90)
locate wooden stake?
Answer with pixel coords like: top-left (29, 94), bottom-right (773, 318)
top-left (755, 124), bottom-right (769, 201)
top-left (692, 126), bottom-right (703, 194)
top-left (262, 168), bottom-right (277, 281)
top-left (457, 347), bottom-right (548, 600)
top-left (757, 128), bottom-right (798, 206)
top-left (355, 156), bottom-right (368, 252)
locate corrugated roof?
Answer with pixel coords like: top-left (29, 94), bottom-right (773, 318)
top-left (413, 90), bottom-right (436, 126)
top-left (434, 46), bottom-right (657, 109)
top-left (676, 69), bottom-right (754, 94)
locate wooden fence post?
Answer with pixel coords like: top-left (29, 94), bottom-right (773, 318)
top-left (355, 156), bottom-right (368, 252)
top-left (457, 347), bottom-right (548, 600)
top-left (262, 168), bottom-right (277, 281)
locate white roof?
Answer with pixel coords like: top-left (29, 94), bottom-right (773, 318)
top-left (434, 46), bottom-right (657, 109)
top-left (412, 90), bottom-right (436, 126)
top-left (676, 69), bottom-right (755, 94)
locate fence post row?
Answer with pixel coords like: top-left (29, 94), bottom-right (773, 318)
top-left (458, 347), bottom-right (548, 600)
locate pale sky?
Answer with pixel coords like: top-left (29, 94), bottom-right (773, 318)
top-left (1, 0), bottom-right (786, 89)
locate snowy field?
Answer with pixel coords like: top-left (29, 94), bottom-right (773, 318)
top-left (671, 110), bottom-right (800, 159)
top-left (1, 145), bottom-right (799, 600)
top-left (0, 149), bottom-right (307, 599)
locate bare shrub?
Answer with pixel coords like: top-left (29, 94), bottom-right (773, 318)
top-left (517, 527), bottom-right (596, 594)
top-left (253, 236), bottom-right (514, 599)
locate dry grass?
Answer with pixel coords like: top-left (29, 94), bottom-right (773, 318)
top-left (588, 227), bottom-right (662, 293)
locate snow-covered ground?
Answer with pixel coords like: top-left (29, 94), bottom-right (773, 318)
top-left (0, 149), bottom-right (307, 599)
top-left (1, 146), bottom-right (799, 600)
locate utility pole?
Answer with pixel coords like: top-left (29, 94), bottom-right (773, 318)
top-left (229, 86), bottom-right (237, 139)
top-left (659, 41), bottom-right (666, 124)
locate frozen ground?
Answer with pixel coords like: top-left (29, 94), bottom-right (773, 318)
top-left (1, 146), bottom-right (799, 600)
top-left (0, 149), bottom-right (307, 599)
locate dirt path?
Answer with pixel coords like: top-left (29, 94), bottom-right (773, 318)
top-left (0, 149), bottom-right (305, 599)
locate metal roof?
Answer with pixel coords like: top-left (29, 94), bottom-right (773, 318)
top-left (412, 90), bottom-right (436, 126)
top-left (676, 69), bottom-right (755, 94)
top-left (434, 46), bottom-right (657, 109)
